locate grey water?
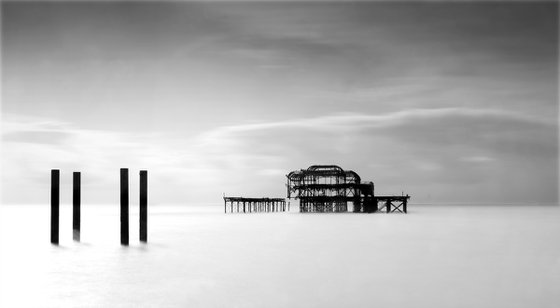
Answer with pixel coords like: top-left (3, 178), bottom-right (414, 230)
top-left (0, 204), bottom-right (559, 308)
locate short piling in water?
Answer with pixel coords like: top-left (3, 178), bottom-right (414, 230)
top-left (139, 170), bottom-right (148, 243)
top-left (73, 172), bottom-right (81, 241)
top-left (51, 169), bottom-right (60, 244)
top-left (120, 168), bottom-right (129, 245)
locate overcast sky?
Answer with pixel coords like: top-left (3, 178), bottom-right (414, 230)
top-left (1, 1), bottom-right (558, 205)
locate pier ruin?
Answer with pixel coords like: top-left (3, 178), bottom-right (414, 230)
top-left (286, 165), bottom-right (409, 213)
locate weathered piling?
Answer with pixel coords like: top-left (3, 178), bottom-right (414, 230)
top-left (50, 169), bottom-right (60, 244)
top-left (120, 168), bottom-right (129, 245)
top-left (73, 172), bottom-right (81, 241)
top-left (139, 170), bottom-right (148, 243)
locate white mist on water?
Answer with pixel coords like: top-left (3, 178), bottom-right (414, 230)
top-left (0, 204), bottom-right (559, 308)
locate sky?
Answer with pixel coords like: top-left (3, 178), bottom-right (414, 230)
top-left (1, 1), bottom-right (558, 205)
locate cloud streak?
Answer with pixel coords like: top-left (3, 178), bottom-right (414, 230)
top-left (2, 106), bottom-right (558, 204)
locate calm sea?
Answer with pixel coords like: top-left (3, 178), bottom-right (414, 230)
top-left (1, 204), bottom-right (559, 308)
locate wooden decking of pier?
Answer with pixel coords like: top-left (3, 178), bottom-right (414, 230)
top-left (224, 197), bottom-right (287, 213)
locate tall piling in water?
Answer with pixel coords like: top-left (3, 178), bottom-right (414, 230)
top-left (73, 172), bottom-right (81, 241)
top-left (120, 168), bottom-right (129, 245)
top-left (50, 169), bottom-right (60, 244)
top-left (139, 170), bottom-right (148, 242)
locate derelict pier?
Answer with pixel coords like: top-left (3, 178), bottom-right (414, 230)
top-left (287, 165), bottom-right (409, 213)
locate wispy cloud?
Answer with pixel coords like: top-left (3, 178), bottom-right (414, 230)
top-left (191, 107), bottom-right (557, 203)
top-left (1, 107), bottom-right (557, 204)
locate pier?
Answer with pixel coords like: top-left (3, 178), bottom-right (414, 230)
top-left (224, 197), bottom-right (286, 213)
top-left (287, 165), bottom-right (410, 213)
top-left (374, 195), bottom-right (410, 213)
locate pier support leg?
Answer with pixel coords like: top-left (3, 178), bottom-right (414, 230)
top-left (51, 169), bottom-right (60, 244)
top-left (120, 168), bottom-right (129, 245)
top-left (140, 170), bottom-right (148, 243)
top-left (404, 200), bottom-right (407, 214)
top-left (73, 172), bottom-right (81, 241)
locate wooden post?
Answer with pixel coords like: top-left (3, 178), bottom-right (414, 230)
top-left (50, 169), bottom-right (60, 244)
top-left (73, 172), bottom-right (81, 241)
top-left (120, 168), bottom-right (129, 245)
top-left (139, 170), bottom-right (148, 243)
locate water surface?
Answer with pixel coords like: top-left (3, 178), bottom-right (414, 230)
top-left (1, 204), bottom-right (558, 307)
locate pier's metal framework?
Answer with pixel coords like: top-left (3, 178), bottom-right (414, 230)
top-left (224, 197), bottom-right (287, 213)
top-left (287, 165), bottom-right (409, 213)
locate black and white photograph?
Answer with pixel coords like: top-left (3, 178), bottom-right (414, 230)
top-left (0, 0), bottom-right (558, 307)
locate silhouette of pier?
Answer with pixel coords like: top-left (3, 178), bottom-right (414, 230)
top-left (224, 197), bottom-right (286, 213)
top-left (374, 195), bottom-right (409, 213)
top-left (287, 165), bottom-right (410, 213)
